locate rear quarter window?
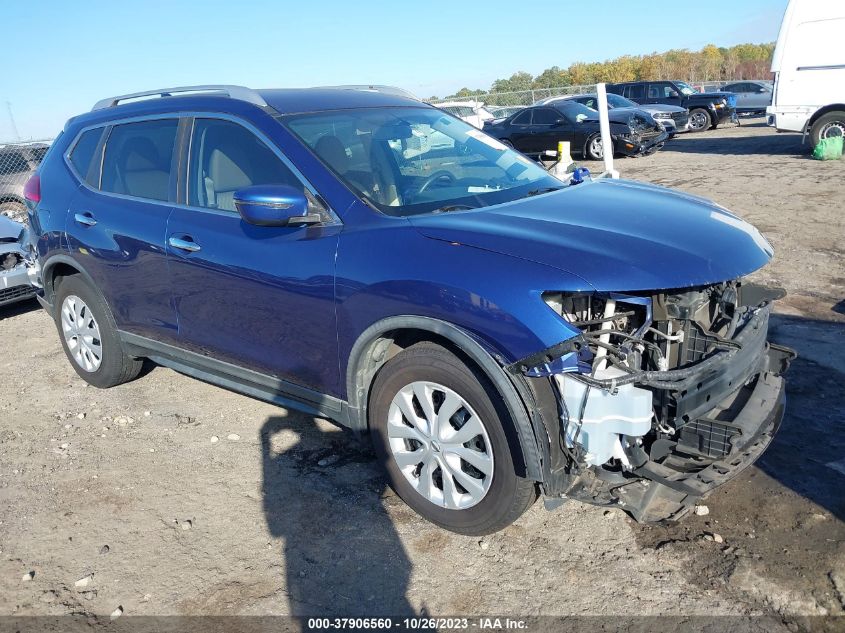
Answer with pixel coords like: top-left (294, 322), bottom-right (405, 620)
top-left (69, 128), bottom-right (104, 185)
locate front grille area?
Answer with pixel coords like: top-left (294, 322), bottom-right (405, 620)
top-left (0, 284), bottom-right (35, 304)
top-left (678, 418), bottom-right (738, 458)
top-left (672, 111), bottom-right (690, 127)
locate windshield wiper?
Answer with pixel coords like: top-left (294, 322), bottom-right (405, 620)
top-left (525, 186), bottom-right (564, 197)
top-left (433, 204), bottom-right (476, 213)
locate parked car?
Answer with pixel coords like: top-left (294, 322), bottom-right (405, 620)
top-left (721, 81), bottom-right (773, 114)
top-left (27, 84), bottom-right (792, 534)
top-left (433, 100), bottom-right (495, 129)
top-left (768, 0), bottom-right (845, 148)
top-left (487, 105), bottom-right (526, 119)
top-left (0, 215), bottom-right (36, 308)
top-left (483, 100), bottom-right (668, 160)
top-left (1, 143), bottom-right (50, 224)
top-left (536, 93), bottom-right (690, 135)
top-left (608, 80), bottom-right (737, 132)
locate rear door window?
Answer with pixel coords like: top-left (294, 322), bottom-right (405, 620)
top-left (68, 128), bottom-right (104, 185)
top-left (624, 84), bottom-right (645, 100)
top-left (531, 108), bottom-right (560, 125)
top-left (511, 110), bottom-right (531, 125)
top-left (101, 119), bottom-right (178, 201)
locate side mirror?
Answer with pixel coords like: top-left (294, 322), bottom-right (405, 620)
top-left (668, 90), bottom-right (680, 98)
top-left (555, 118), bottom-right (567, 126)
top-left (233, 185), bottom-right (320, 227)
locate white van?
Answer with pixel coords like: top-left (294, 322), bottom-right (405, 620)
top-left (767, 0), bottom-right (845, 146)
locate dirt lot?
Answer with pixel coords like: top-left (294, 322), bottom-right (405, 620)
top-left (1, 120), bottom-right (843, 630)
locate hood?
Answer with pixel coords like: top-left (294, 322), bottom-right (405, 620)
top-left (693, 91), bottom-right (732, 100)
top-left (0, 215), bottom-right (24, 243)
top-left (637, 104), bottom-right (687, 114)
top-left (409, 179), bottom-right (772, 292)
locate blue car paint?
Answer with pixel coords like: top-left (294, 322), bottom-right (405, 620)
top-left (33, 89), bottom-right (774, 404)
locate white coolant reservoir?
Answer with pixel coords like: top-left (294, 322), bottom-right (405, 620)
top-left (554, 367), bottom-right (653, 467)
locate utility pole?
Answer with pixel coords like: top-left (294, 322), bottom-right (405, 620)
top-left (5, 101), bottom-right (21, 142)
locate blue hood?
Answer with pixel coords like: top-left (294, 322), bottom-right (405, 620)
top-left (409, 179), bottom-right (773, 292)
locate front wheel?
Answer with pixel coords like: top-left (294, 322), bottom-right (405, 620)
top-left (369, 342), bottom-right (536, 535)
top-left (810, 111), bottom-right (845, 147)
top-left (688, 108), bottom-right (711, 132)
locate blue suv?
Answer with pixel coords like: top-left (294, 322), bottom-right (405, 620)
top-left (25, 85), bottom-right (793, 534)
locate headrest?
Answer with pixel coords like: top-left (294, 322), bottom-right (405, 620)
top-left (314, 135), bottom-right (349, 174)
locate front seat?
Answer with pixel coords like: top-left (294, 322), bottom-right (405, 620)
top-left (204, 142), bottom-right (254, 212)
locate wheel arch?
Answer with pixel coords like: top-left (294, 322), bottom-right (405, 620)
top-left (344, 316), bottom-right (544, 481)
top-left (808, 104), bottom-right (845, 127)
top-left (41, 254), bottom-right (100, 307)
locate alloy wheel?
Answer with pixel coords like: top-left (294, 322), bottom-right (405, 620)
top-left (61, 295), bottom-right (103, 372)
top-left (689, 111), bottom-right (708, 131)
top-left (387, 381), bottom-right (494, 509)
top-left (589, 136), bottom-right (603, 160)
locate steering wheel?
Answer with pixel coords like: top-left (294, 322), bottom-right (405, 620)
top-left (417, 170), bottom-right (456, 194)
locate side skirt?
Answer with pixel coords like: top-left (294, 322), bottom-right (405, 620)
top-left (119, 331), bottom-right (350, 426)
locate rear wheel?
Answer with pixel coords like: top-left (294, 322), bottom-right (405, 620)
top-left (54, 275), bottom-right (143, 388)
top-left (0, 201), bottom-right (26, 224)
top-left (369, 342), bottom-right (536, 535)
top-left (810, 111), bottom-right (845, 147)
top-left (688, 108), bottom-right (711, 132)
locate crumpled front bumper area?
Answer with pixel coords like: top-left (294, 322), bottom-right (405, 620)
top-left (549, 341), bottom-right (792, 522)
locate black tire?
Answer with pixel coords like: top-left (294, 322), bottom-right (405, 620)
top-left (584, 133), bottom-right (603, 161)
top-left (0, 201), bottom-right (27, 224)
top-left (688, 108), bottom-right (711, 132)
top-left (53, 274), bottom-right (143, 388)
top-left (810, 111), bottom-right (845, 147)
top-left (369, 342), bottom-right (536, 535)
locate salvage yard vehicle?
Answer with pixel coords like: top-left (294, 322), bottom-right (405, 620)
top-left (535, 93), bottom-right (690, 136)
top-left (608, 80), bottom-right (737, 132)
top-left (1, 143), bottom-right (50, 224)
top-left (0, 215), bottom-right (36, 307)
top-left (767, 0), bottom-right (845, 148)
top-left (26, 85), bottom-right (792, 534)
top-left (721, 81), bottom-right (772, 115)
top-left (433, 100), bottom-right (495, 129)
top-left (483, 100), bottom-right (668, 160)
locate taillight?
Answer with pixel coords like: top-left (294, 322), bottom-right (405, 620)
top-left (23, 173), bottom-right (41, 203)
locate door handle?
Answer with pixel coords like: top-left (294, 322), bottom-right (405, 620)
top-left (74, 212), bottom-right (97, 227)
top-left (168, 236), bottom-right (201, 253)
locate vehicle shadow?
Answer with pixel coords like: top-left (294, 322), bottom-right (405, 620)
top-left (757, 313), bottom-right (845, 520)
top-left (0, 296), bottom-right (39, 319)
top-left (664, 126), bottom-right (808, 157)
top-left (260, 415), bottom-right (417, 621)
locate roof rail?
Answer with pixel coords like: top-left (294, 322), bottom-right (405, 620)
top-left (91, 85), bottom-right (267, 111)
top-left (313, 85), bottom-right (420, 101)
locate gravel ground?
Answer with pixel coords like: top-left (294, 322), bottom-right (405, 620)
top-left (0, 119), bottom-right (843, 630)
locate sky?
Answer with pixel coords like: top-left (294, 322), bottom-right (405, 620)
top-left (1, 0), bottom-right (787, 141)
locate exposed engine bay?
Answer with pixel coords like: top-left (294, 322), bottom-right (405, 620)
top-left (515, 280), bottom-right (795, 521)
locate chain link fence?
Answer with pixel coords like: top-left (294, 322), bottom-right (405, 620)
top-left (0, 140), bottom-right (53, 223)
top-left (428, 80), bottom-right (760, 108)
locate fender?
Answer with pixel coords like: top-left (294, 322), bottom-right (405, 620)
top-left (344, 315), bottom-right (545, 481)
top-left (39, 253), bottom-right (101, 313)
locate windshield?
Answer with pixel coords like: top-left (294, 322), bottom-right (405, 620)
top-left (675, 82), bottom-right (697, 96)
top-left (606, 94), bottom-right (636, 108)
top-left (284, 107), bottom-right (562, 217)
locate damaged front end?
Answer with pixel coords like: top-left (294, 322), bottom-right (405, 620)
top-left (511, 280), bottom-right (795, 522)
top-left (0, 216), bottom-right (37, 308)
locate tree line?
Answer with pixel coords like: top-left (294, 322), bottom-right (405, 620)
top-left (439, 42), bottom-right (774, 99)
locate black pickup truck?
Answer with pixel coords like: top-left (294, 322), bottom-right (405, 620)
top-left (607, 80), bottom-right (737, 132)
